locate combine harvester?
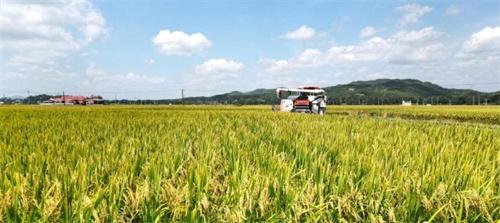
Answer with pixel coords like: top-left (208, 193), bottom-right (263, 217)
top-left (274, 86), bottom-right (327, 115)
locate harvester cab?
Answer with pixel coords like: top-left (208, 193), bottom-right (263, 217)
top-left (274, 86), bottom-right (327, 115)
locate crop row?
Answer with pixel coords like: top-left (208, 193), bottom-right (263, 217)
top-left (0, 106), bottom-right (498, 222)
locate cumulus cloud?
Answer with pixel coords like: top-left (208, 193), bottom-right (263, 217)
top-left (0, 0), bottom-right (107, 65)
top-left (183, 59), bottom-right (246, 89)
top-left (260, 26), bottom-right (500, 92)
top-left (78, 70), bottom-right (169, 99)
top-left (445, 5), bottom-right (461, 16)
top-left (0, 0), bottom-right (109, 97)
top-left (119, 72), bottom-right (166, 84)
top-left (360, 26), bottom-right (376, 38)
top-left (328, 27), bottom-right (443, 64)
top-left (262, 26), bottom-right (444, 74)
top-left (296, 48), bottom-right (324, 65)
top-left (195, 58), bottom-right (245, 75)
top-left (396, 4), bottom-right (432, 26)
top-left (83, 63), bottom-right (165, 85)
top-left (82, 64), bottom-right (166, 92)
top-left (86, 62), bottom-right (107, 76)
top-left (461, 26), bottom-right (500, 53)
top-left (153, 30), bottom-right (212, 55)
top-left (260, 48), bottom-right (325, 74)
top-left (282, 25), bottom-right (316, 40)
top-left (259, 58), bottom-right (291, 74)
top-left (457, 26), bottom-right (500, 64)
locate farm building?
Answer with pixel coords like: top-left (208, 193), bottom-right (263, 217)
top-left (402, 100), bottom-right (412, 106)
top-left (43, 95), bottom-right (104, 105)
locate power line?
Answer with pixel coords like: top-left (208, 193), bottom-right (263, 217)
top-left (181, 88), bottom-right (184, 104)
top-left (0, 89), bottom-right (227, 94)
top-left (1, 81), bottom-right (498, 101)
top-left (2, 81), bottom-right (498, 95)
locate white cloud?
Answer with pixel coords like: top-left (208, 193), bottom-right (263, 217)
top-left (392, 27), bottom-right (442, 43)
top-left (328, 27), bottom-right (443, 64)
top-left (185, 59), bottom-right (246, 90)
top-left (78, 70), bottom-right (169, 99)
top-left (0, 0), bottom-right (109, 95)
top-left (261, 48), bottom-right (324, 73)
top-left (83, 10), bottom-right (107, 43)
top-left (120, 72), bottom-right (166, 84)
top-left (325, 38), bottom-right (391, 63)
top-left (396, 4), bottom-right (432, 26)
top-left (83, 66), bottom-right (166, 89)
top-left (360, 26), bottom-right (376, 38)
top-left (260, 26), bottom-right (499, 92)
top-left (296, 48), bottom-right (323, 65)
top-left (195, 58), bottom-right (245, 75)
top-left (86, 62), bottom-right (106, 76)
top-left (83, 63), bottom-right (165, 86)
top-left (153, 30), bottom-right (212, 55)
top-left (259, 58), bottom-right (292, 74)
top-left (445, 5), bottom-right (461, 16)
top-left (0, 0), bottom-right (107, 65)
top-left (262, 27), bottom-right (444, 74)
top-left (457, 26), bottom-right (500, 65)
top-left (259, 59), bottom-right (286, 74)
top-left (461, 26), bottom-right (500, 53)
top-left (282, 25), bottom-right (316, 40)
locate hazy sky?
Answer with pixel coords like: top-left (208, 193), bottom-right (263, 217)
top-left (1, 0), bottom-right (499, 99)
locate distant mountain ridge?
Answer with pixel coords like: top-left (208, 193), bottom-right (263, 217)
top-left (176, 79), bottom-right (500, 105)
top-left (2, 79), bottom-right (498, 105)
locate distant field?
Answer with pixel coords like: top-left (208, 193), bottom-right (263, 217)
top-left (327, 105), bottom-right (500, 125)
top-left (0, 105), bottom-right (498, 222)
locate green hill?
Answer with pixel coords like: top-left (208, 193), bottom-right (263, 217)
top-left (177, 79), bottom-right (499, 105)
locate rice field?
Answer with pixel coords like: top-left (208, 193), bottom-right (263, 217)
top-left (0, 105), bottom-right (498, 222)
top-left (328, 105), bottom-right (500, 125)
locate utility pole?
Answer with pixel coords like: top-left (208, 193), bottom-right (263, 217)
top-left (472, 96), bottom-right (474, 105)
top-left (27, 90), bottom-right (30, 104)
top-left (181, 88), bottom-right (184, 104)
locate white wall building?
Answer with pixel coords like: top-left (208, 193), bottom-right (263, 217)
top-left (402, 100), bottom-right (412, 106)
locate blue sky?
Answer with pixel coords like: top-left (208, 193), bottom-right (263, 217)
top-left (1, 0), bottom-right (499, 99)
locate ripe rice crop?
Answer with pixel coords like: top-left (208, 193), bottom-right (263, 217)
top-left (0, 105), bottom-right (498, 222)
top-left (328, 105), bottom-right (500, 125)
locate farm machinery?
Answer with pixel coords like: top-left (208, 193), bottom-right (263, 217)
top-left (273, 86), bottom-right (327, 115)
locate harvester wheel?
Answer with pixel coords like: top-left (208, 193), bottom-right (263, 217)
top-left (319, 108), bottom-right (325, 116)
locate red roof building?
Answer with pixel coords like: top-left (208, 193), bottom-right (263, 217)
top-left (48, 95), bottom-right (104, 105)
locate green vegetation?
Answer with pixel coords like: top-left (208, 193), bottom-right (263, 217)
top-left (0, 105), bottom-right (498, 222)
top-left (6, 79), bottom-right (499, 105)
top-left (168, 79), bottom-right (500, 105)
top-left (323, 79), bottom-right (499, 105)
